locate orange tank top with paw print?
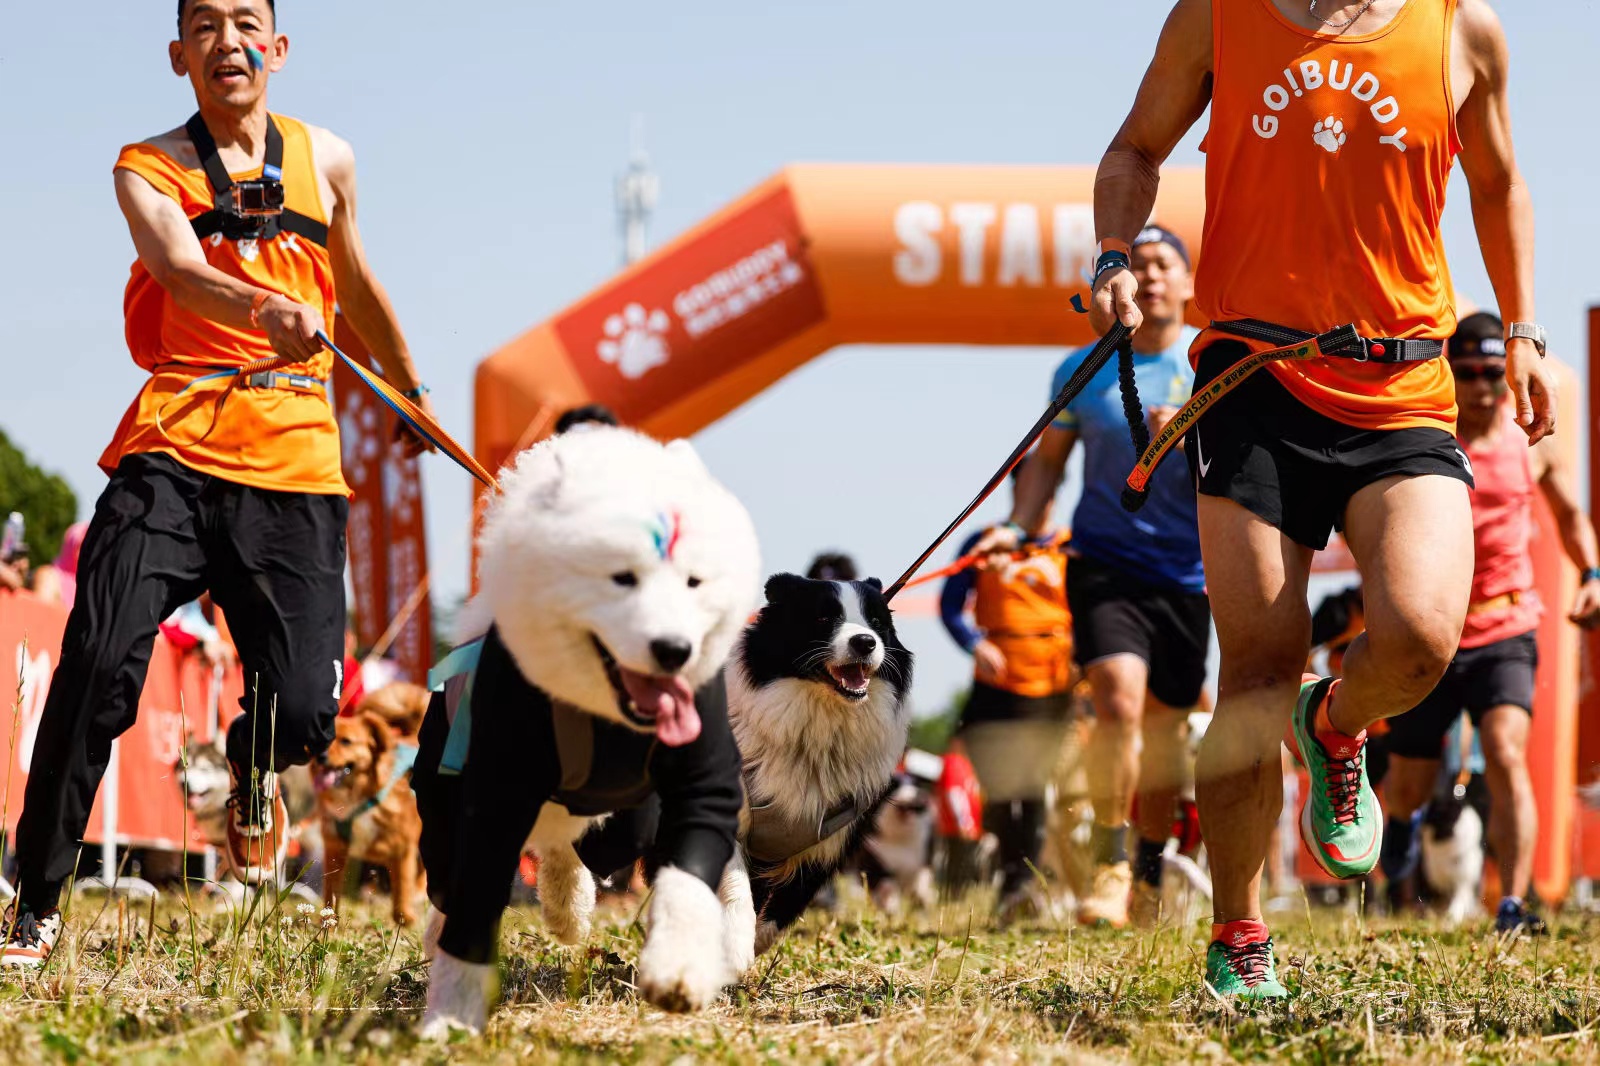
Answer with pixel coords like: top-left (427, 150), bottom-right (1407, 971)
top-left (100, 113), bottom-right (347, 496)
top-left (1194, 0), bottom-right (1461, 432)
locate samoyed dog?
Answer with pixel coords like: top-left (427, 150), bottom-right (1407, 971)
top-left (413, 427), bottom-right (760, 1037)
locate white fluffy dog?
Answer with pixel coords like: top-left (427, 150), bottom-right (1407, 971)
top-left (413, 428), bottom-right (760, 1038)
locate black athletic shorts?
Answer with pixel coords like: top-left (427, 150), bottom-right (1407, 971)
top-left (1187, 340), bottom-right (1474, 550)
top-left (1066, 555), bottom-right (1211, 708)
top-left (1385, 630), bottom-right (1538, 759)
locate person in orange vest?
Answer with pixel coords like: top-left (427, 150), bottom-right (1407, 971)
top-left (1073, 0), bottom-right (1553, 999)
top-left (942, 475), bottom-right (1073, 919)
top-left (1382, 312), bottom-right (1600, 935)
top-left (3, 0), bottom-right (430, 967)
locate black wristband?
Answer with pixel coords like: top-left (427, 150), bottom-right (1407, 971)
top-left (1092, 250), bottom-right (1131, 287)
top-left (1583, 567), bottom-right (1600, 583)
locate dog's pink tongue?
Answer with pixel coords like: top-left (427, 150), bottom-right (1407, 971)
top-left (620, 671), bottom-right (701, 746)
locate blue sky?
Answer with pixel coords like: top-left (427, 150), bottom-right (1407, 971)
top-left (3, 2), bottom-right (1596, 713)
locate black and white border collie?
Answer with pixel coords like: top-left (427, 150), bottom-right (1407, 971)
top-left (720, 574), bottom-right (913, 961)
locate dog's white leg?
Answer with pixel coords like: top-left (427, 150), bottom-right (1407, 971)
top-left (718, 852), bottom-right (757, 976)
top-left (535, 844), bottom-right (595, 946)
top-left (420, 949), bottom-right (496, 1040)
top-left (529, 806), bottom-right (597, 946)
top-left (422, 905), bottom-right (446, 962)
top-left (638, 866), bottom-right (733, 1011)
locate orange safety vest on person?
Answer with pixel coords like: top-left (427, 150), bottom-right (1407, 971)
top-left (971, 535), bottom-right (1072, 698)
top-left (100, 113), bottom-right (347, 496)
top-left (1194, 0), bottom-right (1461, 433)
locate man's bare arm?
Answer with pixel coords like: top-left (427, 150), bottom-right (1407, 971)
top-left (1090, 0), bottom-right (1213, 334)
top-left (1533, 434), bottom-right (1600, 625)
top-left (319, 131), bottom-right (435, 454)
top-left (1010, 427), bottom-right (1077, 536)
top-left (321, 133), bottom-right (422, 393)
top-left (1455, 0), bottom-right (1555, 441)
top-left (114, 168), bottom-right (324, 363)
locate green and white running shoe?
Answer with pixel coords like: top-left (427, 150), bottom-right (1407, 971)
top-left (1204, 933), bottom-right (1288, 1001)
top-left (1285, 675), bottom-right (1381, 879)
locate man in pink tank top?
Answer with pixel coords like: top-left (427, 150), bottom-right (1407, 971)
top-left (1382, 313), bottom-right (1600, 934)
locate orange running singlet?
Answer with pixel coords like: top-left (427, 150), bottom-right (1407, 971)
top-left (101, 114), bottom-right (346, 495)
top-left (1195, 0), bottom-right (1461, 432)
top-left (972, 540), bottom-right (1072, 699)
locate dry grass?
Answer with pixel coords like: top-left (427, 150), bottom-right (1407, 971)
top-left (2, 883), bottom-right (1599, 1064)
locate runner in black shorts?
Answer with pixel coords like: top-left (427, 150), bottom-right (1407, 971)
top-left (1378, 313), bottom-right (1600, 935)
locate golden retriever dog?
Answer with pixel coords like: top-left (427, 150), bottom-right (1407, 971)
top-left (311, 709), bottom-right (425, 926)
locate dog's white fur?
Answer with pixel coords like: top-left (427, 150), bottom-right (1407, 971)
top-left (421, 429), bottom-right (760, 1038)
top-left (1422, 804), bottom-right (1485, 925)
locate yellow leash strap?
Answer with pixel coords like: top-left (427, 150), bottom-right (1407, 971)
top-left (1120, 330), bottom-right (1350, 510)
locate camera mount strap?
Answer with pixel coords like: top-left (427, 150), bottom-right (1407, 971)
top-left (185, 111), bottom-right (329, 247)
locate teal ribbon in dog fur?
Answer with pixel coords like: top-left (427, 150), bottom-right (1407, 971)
top-left (429, 637), bottom-right (486, 776)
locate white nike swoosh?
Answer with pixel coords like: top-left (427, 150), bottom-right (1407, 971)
top-left (1196, 430), bottom-right (1212, 478)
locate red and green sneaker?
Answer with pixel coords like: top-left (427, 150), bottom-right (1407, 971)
top-left (1285, 675), bottom-right (1381, 879)
top-left (1204, 922), bottom-right (1287, 1000)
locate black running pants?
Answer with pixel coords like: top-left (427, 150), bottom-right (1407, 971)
top-left (15, 453), bottom-right (347, 909)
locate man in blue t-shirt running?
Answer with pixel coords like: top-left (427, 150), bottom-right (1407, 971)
top-left (980, 226), bottom-right (1209, 928)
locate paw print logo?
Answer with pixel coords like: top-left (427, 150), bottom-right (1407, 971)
top-left (1313, 116), bottom-right (1347, 154)
top-left (597, 303), bottom-right (672, 380)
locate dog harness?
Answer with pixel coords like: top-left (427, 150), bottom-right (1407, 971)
top-left (743, 789), bottom-right (860, 867)
top-left (330, 741), bottom-right (420, 845)
top-left (428, 629), bottom-right (658, 815)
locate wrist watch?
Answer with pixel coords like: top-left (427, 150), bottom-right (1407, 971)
top-left (1506, 322), bottom-right (1547, 357)
top-left (1583, 566), bottom-right (1600, 583)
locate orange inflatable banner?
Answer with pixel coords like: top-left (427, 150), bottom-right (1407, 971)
top-left (474, 164), bottom-right (1207, 485)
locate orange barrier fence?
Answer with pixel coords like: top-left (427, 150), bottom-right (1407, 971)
top-left (0, 591), bottom-right (243, 853)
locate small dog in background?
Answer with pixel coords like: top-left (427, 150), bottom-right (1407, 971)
top-left (177, 741), bottom-right (317, 886)
top-left (1421, 783), bottom-right (1485, 925)
top-left (312, 691), bottom-right (426, 927)
top-left (859, 770), bottom-right (936, 915)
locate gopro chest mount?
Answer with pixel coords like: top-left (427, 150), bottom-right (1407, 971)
top-left (185, 111), bottom-right (327, 247)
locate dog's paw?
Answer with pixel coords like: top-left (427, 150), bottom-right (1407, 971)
top-left (420, 950), bottom-right (495, 1040)
top-left (422, 906), bottom-right (446, 962)
top-left (638, 867), bottom-right (732, 1012)
top-left (754, 919), bottom-right (782, 956)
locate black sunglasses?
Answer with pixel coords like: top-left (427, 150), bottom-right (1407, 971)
top-left (1452, 364), bottom-right (1506, 383)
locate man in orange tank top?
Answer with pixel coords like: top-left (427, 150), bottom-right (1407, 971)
top-left (1089, 0), bottom-right (1554, 997)
top-left (1381, 313), bottom-right (1600, 934)
top-left (2, 1), bottom-right (432, 968)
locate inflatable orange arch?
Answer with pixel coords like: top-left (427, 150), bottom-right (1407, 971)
top-left (473, 163), bottom-right (1206, 486)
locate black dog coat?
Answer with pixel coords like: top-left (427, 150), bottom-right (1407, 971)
top-left (412, 625), bottom-right (743, 964)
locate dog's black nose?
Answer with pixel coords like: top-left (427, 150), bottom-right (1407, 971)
top-left (650, 637), bottom-right (692, 672)
top-left (849, 633), bottom-right (878, 657)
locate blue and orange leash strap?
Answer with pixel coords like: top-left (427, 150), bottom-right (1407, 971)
top-left (154, 331), bottom-right (499, 491)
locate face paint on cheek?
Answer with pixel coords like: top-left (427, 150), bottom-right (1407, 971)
top-left (245, 41), bottom-right (268, 71)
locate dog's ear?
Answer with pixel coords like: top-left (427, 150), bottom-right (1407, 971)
top-left (862, 577), bottom-right (884, 593)
top-left (361, 711), bottom-right (396, 759)
top-left (664, 438), bottom-right (708, 475)
top-left (764, 572), bottom-right (809, 604)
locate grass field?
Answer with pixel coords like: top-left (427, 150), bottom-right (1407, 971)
top-left (2, 884), bottom-right (1598, 1064)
